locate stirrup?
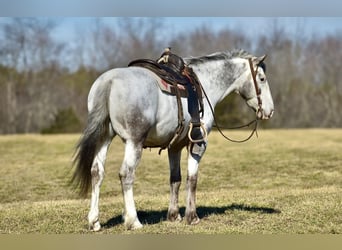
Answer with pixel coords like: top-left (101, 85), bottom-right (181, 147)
top-left (188, 122), bottom-right (207, 143)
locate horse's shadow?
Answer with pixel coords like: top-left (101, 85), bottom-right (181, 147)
top-left (102, 203), bottom-right (281, 229)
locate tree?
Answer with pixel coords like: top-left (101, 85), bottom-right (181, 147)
top-left (0, 17), bottom-right (341, 133)
top-left (0, 18), bottom-right (66, 133)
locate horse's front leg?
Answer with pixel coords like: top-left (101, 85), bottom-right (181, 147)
top-left (185, 141), bottom-right (207, 225)
top-left (167, 148), bottom-right (182, 222)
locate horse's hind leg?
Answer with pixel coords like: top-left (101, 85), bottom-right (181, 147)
top-left (88, 138), bottom-right (113, 231)
top-left (167, 148), bottom-right (182, 222)
top-left (119, 140), bottom-right (143, 230)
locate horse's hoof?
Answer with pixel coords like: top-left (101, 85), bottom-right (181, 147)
top-left (93, 221), bottom-right (101, 231)
top-left (125, 218), bottom-right (143, 230)
top-left (190, 217), bottom-right (200, 225)
top-left (167, 210), bottom-right (182, 222)
top-left (89, 220), bottom-right (101, 232)
top-left (132, 221), bottom-right (143, 230)
top-left (185, 212), bottom-right (200, 225)
top-left (169, 214), bottom-right (182, 222)
top-left (175, 214), bottom-right (183, 222)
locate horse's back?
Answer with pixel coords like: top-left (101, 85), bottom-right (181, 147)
top-left (108, 66), bottom-right (160, 113)
top-left (89, 67), bottom-right (158, 108)
top-left (89, 67), bottom-right (179, 145)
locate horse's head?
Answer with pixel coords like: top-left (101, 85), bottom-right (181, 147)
top-left (238, 55), bottom-right (274, 120)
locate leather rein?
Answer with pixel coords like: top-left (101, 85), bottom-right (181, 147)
top-left (199, 57), bottom-right (263, 143)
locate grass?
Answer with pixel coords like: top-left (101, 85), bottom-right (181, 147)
top-left (0, 129), bottom-right (341, 233)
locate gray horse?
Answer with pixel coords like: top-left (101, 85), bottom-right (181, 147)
top-left (72, 49), bottom-right (274, 231)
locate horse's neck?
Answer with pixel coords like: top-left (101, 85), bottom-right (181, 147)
top-left (191, 59), bottom-right (243, 108)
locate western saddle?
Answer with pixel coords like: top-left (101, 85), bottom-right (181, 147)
top-left (128, 48), bottom-right (206, 150)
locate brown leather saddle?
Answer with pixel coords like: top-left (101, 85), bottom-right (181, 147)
top-left (128, 59), bottom-right (189, 97)
top-left (128, 59), bottom-right (203, 109)
top-left (128, 58), bottom-right (205, 149)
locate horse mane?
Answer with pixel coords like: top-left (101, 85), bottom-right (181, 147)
top-left (185, 49), bottom-right (254, 65)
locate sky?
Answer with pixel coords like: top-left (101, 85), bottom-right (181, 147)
top-left (0, 2), bottom-right (341, 68)
top-left (1, 17), bottom-right (340, 55)
top-left (0, 0), bottom-right (342, 16)
top-left (50, 17), bottom-right (341, 43)
top-left (0, 0), bottom-right (341, 42)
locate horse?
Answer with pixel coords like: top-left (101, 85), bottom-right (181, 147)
top-left (72, 49), bottom-right (274, 231)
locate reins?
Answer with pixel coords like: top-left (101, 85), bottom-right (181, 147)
top-left (198, 57), bottom-right (262, 143)
top-left (200, 83), bottom-right (259, 143)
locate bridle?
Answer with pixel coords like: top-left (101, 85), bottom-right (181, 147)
top-left (199, 56), bottom-right (266, 143)
top-left (248, 57), bottom-right (264, 120)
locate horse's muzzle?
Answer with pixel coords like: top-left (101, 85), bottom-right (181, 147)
top-left (257, 108), bottom-right (274, 120)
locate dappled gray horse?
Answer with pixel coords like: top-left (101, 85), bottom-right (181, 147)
top-left (72, 49), bottom-right (274, 231)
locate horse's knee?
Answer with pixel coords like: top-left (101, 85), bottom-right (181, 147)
top-left (189, 141), bottom-right (207, 158)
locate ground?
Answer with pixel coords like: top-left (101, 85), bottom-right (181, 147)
top-left (0, 129), bottom-right (341, 233)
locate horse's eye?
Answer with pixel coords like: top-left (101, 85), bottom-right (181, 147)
top-left (259, 74), bottom-right (266, 82)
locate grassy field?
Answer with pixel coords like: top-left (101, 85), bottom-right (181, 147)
top-left (0, 129), bottom-right (341, 234)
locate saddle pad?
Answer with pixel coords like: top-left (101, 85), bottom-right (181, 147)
top-left (157, 78), bottom-right (187, 97)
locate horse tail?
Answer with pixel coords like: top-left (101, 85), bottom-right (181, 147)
top-left (72, 80), bottom-right (112, 197)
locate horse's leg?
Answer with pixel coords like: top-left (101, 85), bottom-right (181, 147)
top-left (167, 148), bottom-right (182, 222)
top-left (119, 140), bottom-right (143, 230)
top-left (185, 141), bottom-right (207, 225)
top-left (88, 139), bottom-right (112, 231)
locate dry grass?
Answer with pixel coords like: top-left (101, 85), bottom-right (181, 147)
top-left (0, 129), bottom-right (341, 233)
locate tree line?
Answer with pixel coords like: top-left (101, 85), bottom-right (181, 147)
top-left (0, 18), bottom-right (341, 134)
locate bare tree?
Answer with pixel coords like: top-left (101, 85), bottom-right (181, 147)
top-left (0, 18), bottom-right (66, 133)
top-left (76, 17), bottom-right (165, 71)
top-left (0, 17), bottom-right (341, 133)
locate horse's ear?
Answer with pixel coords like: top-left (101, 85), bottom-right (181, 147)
top-left (260, 54), bottom-right (267, 62)
top-left (253, 54), bottom-right (267, 65)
